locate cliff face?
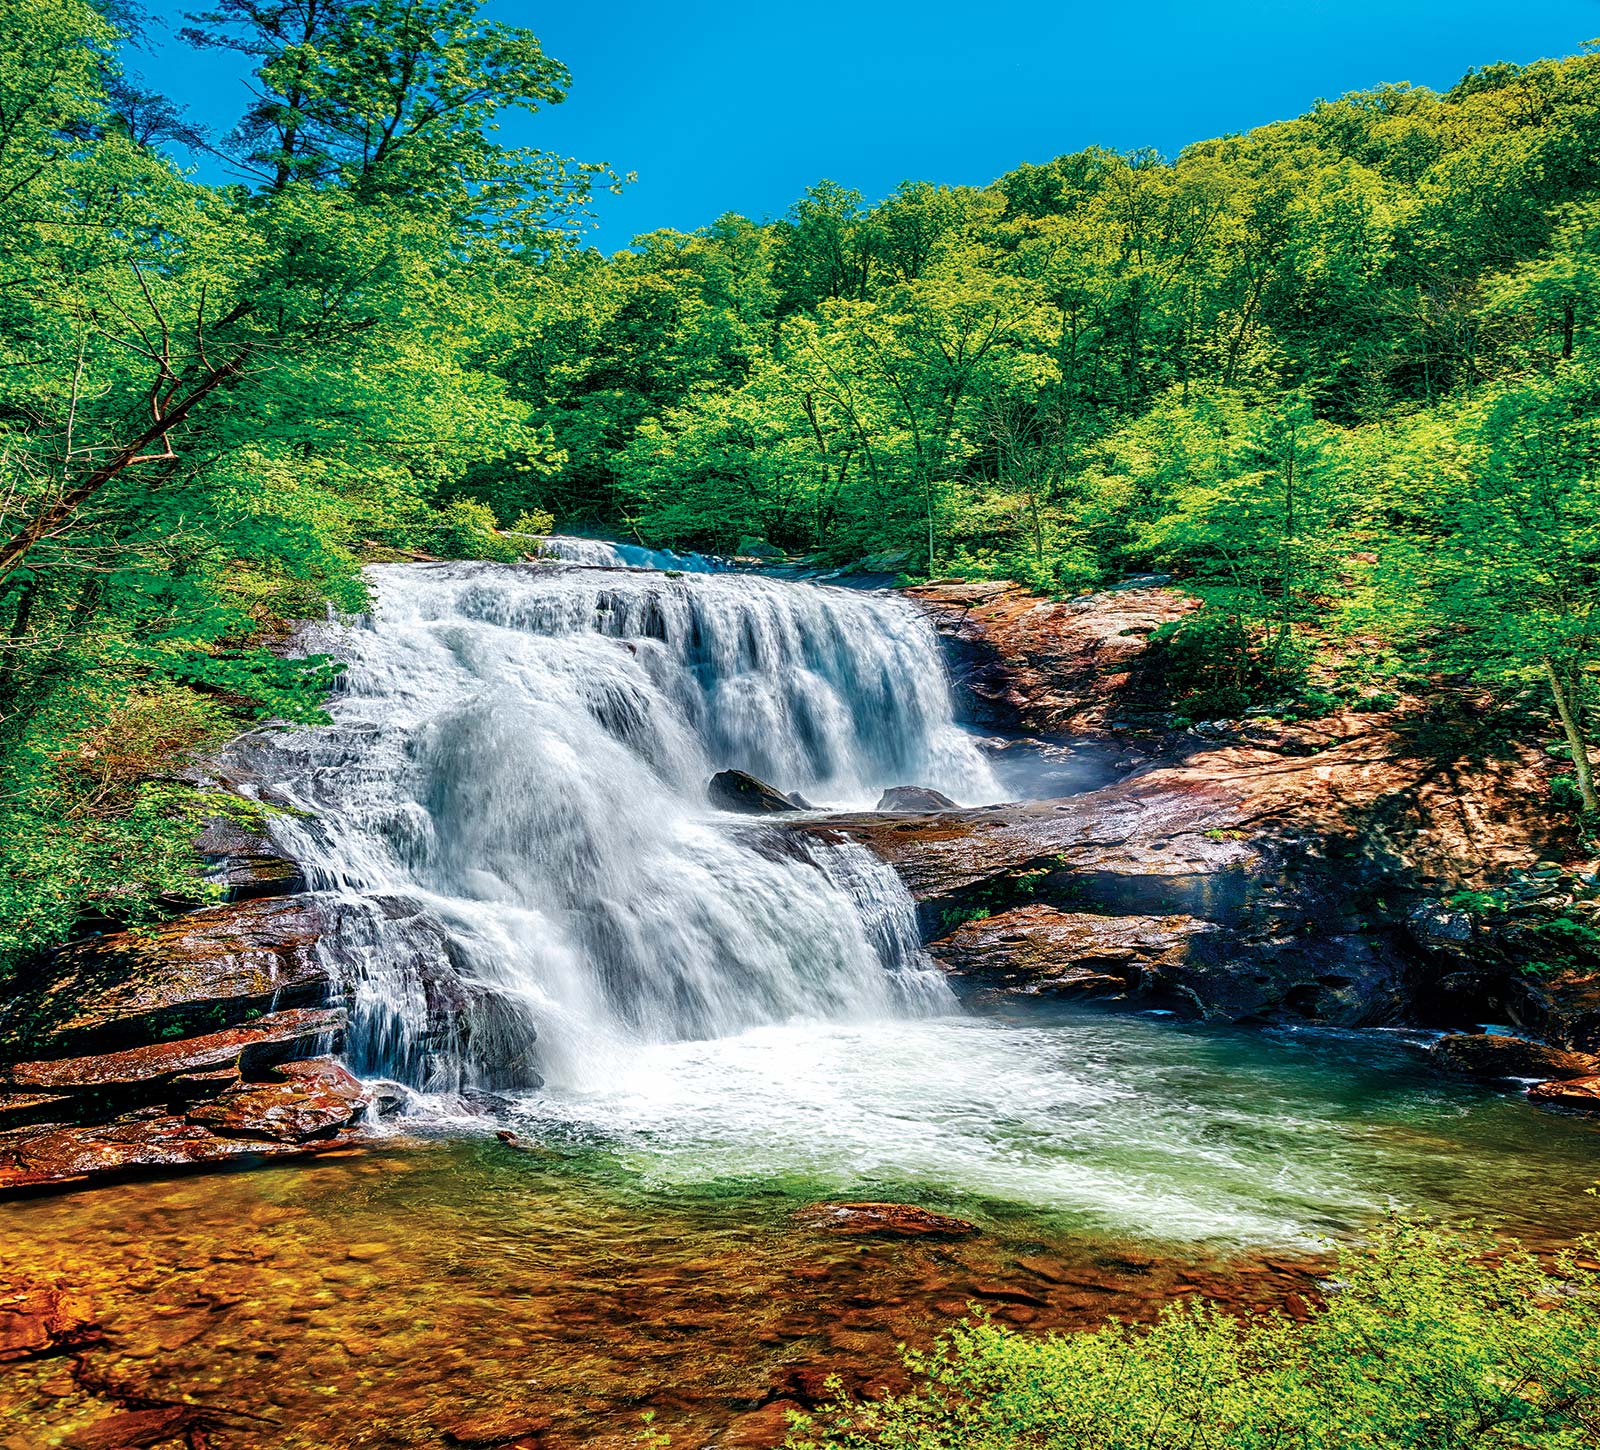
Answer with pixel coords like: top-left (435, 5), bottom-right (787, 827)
top-left (834, 581), bottom-right (1599, 1050)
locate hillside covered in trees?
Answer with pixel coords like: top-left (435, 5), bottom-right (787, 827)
top-left (0, 0), bottom-right (1596, 959)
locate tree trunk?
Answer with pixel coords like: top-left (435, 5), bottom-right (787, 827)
top-left (0, 351), bottom-right (249, 582)
top-left (1545, 655), bottom-right (1598, 813)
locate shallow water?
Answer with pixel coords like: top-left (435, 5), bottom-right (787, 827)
top-left (4, 1010), bottom-right (1597, 1449)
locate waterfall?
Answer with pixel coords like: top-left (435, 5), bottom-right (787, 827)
top-left (241, 561), bottom-right (997, 1100)
top-left (538, 534), bottom-right (724, 573)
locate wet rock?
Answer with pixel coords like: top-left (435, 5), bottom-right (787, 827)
top-left (188, 1058), bottom-right (367, 1141)
top-left (1528, 1075), bottom-right (1600, 1110)
top-left (793, 1202), bottom-right (980, 1238)
top-left (876, 785), bottom-right (958, 812)
top-left (0, 1091), bottom-right (74, 1131)
top-left (1430, 1033), bottom-right (1600, 1081)
top-left (195, 815), bottom-right (306, 900)
top-left (929, 905), bottom-right (1217, 1004)
top-left (708, 770), bottom-right (800, 815)
top-left (0, 1108), bottom-right (361, 1192)
top-left (2, 1008), bottom-right (345, 1092)
top-left (0, 895), bottom-right (332, 1058)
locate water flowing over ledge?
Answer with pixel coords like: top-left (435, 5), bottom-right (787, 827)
top-left (246, 562), bottom-right (994, 1096)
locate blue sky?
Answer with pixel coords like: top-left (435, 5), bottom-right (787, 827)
top-left (135, 1), bottom-right (1600, 251)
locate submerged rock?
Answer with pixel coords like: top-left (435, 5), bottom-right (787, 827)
top-left (1431, 1034), bottom-right (1600, 1082)
top-left (793, 1201), bottom-right (980, 1238)
top-left (876, 785), bottom-right (958, 812)
top-left (707, 769), bottom-right (800, 814)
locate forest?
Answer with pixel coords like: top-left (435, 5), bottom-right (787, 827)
top-left (0, 0), bottom-right (1596, 960)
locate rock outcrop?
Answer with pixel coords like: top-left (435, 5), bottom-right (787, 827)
top-left (794, 578), bottom-right (1593, 1047)
top-left (0, 886), bottom-right (367, 1192)
top-left (707, 769), bottom-right (801, 814)
top-left (876, 785), bottom-right (958, 812)
top-left (928, 905), bottom-right (1218, 1007)
top-left (906, 578), bottom-right (1195, 738)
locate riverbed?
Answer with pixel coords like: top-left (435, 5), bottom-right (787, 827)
top-left (5, 1006), bottom-right (1597, 1448)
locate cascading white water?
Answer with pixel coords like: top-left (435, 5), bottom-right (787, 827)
top-left (538, 534), bottom-right (723, 573)
top-left (242, 561), bottom-right (997, 1099)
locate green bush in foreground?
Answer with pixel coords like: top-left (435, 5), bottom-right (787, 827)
top-left (784, 1221), bottom-right (1600, 1450)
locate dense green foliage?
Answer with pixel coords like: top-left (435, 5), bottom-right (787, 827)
top-left (784, 1221), bottom-right (1600, 1450)
top-left (2, 4), bottom-right (1597, 958)
top-left (489, 50), bottom-right (1600, 804)
top-left (0, 0), bottom-right (610, 958)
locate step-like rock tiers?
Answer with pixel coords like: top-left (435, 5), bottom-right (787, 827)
top-left (0, 855), bottom-right (367, 1191)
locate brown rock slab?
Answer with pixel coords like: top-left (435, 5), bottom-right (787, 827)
top-left (2, 1007), bottom-right (345, 1092)
top-left (929, 905), bottom-right (1216, 1001)
top-left (188, 1057), bottom-right (367, 1141)
top-left (1528, 1075), bottom-right (1600, 1110)
top-left (793, 1202), bottom-right (980, 1238)
top-left (1431, 1034), bottom-right (1600, 1082)
top-left (1, 894), bottom-right (330, 1058)
top-left (0, 1107), bottom-right (362, 1192)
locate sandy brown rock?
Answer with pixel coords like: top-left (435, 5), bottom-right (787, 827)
top-left (929, 905), bottom-right (1217, 1003)
top-left (1528, 1075), bottom-right (1600, 1110)
top-left (2, 1007), bottom-right (345, 1092)
top-left (189, 1058), bottom-right (366, 1141)
top-left (0, 1109), bottom-right (361, 1191)
top-left (793, 1202), bottom-right (980, 1238)
top-left (0, 894), bottom-right (331, 1058)
top-left (907, 579), bottom-right (1195, 737)
top-left (1430, 1033), bottom-right (1600, 1081)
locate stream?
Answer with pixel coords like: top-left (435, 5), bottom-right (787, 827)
top-left (4, 556), bottom-right (1598, 1449)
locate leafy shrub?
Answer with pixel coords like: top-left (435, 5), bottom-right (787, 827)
top-left (1152, 610), bottom-right (1309, 721)
top-left (785, 1220), bottom-right (1600, 1450)
top-left (511, 508), bottom-right (557, 537)
top-left (430, 499), bottom-right (523, 562)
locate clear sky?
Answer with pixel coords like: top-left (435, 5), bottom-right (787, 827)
top-left (134, 0), bottom-right (1600, 252)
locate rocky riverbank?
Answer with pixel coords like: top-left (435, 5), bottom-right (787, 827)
top-left (820, 578), bottom-right (1600, 1081)
top-left (0, 826), bottom-right (367, 1192)
top-left (3, 572), bottom-right (1596, 1195)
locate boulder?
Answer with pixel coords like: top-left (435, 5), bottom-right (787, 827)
top-left (707, 769), bottom-right (800, 815)
top-left (929, 906), bottom-right (1217, 1005)
top-left (1431, 1033), bottom-right (1600, 1082)
top-left (0, 894), bottom-right (331, 1059)
top-left (188, 1058), bottom-right (367, 1141)
top-left (876, 785), bottom-right (958, 812)
top-left (793, 1201), bottom-right (980, 1238)
top-left (1528, 1075), bottom-right (1600, 1110)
